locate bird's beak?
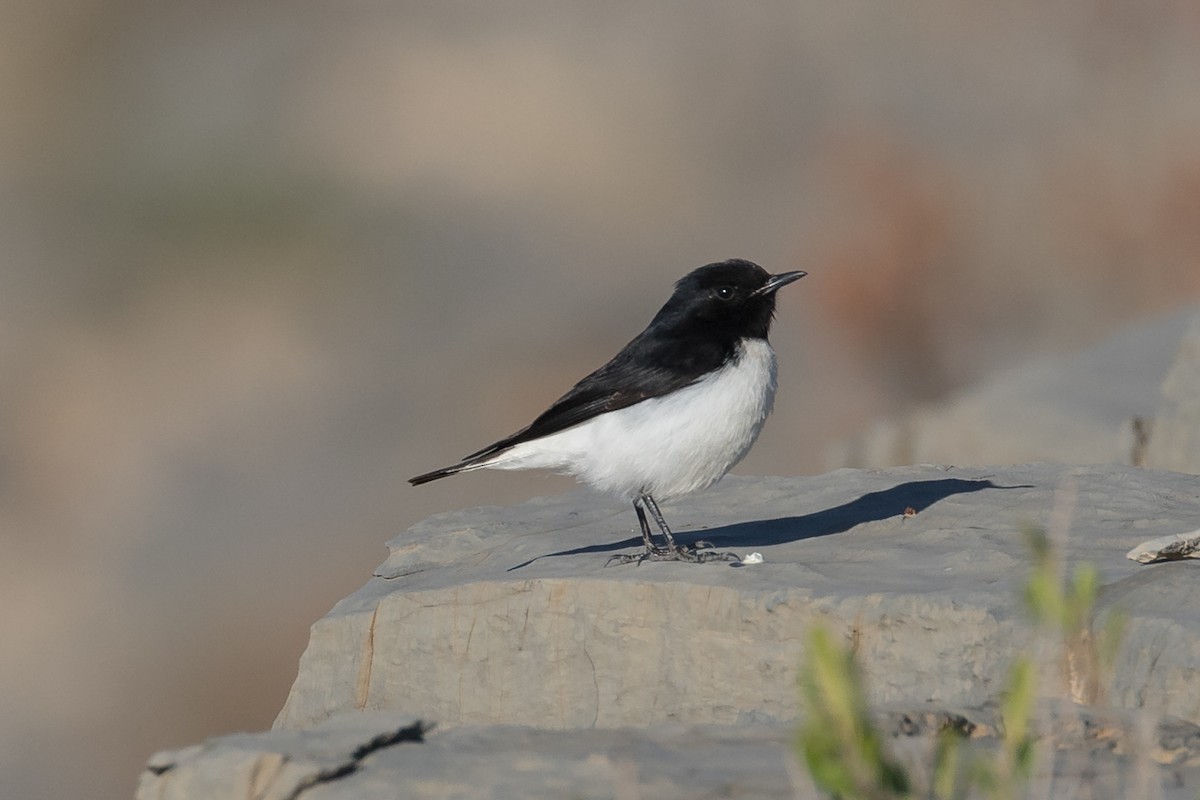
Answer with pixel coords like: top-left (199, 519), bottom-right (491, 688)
top-left (751, 270), bottom-right (807, 297)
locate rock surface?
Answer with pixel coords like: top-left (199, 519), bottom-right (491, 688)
top-left (828, 309), bottom-right (1199, 470)
top-left (1127, 529), bottom-right (1200, 564)
top-left (276, 464), bottom-right (1200, 734)
top-left (139, 705), bottom-right (1200, 799)
top-left (138, 713), bottom-right (428, 800)
top-left (1144, 314), bottom-right (1200, 473)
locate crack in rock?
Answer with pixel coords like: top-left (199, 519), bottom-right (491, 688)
top-left (283, 720), bottom-right (430, 800)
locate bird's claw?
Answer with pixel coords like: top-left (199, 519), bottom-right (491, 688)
top-left (605, 542), bottom-right (741, 566)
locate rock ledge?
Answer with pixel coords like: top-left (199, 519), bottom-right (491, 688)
top-left (276, 464), bottom-right (1200, 732)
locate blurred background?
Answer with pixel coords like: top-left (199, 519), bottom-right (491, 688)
top-left (4, 2), bottom-right (1200, 798)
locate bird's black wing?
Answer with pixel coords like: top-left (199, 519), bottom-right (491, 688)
top-left (464, 332), bottom-right (730, 459)
top-left (408, 333), bottom-right (734, 485)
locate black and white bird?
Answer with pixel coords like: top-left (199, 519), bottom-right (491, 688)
top-left (410, 259), bottom-right (805, 564)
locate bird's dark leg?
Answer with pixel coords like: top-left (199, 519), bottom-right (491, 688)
top-left (635, 498), bottom-right (670, 554)
top-left (607, 494), bottom-right (740, 565)
top-left (607, 497), bottom-right (671, 566)
top-left (640, 494), bottom-right (681, 551)
top-left (644, 495), bottom-right (738, 561)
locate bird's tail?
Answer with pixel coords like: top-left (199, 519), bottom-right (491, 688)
top-left (409, 463), bottom-right (473, 485)
top-left (408, 450), bottom-right (500, 486)
top-left (410, 434), bottom-right (517, 486)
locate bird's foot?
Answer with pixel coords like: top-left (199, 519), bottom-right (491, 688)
top-left (605, 542), bottom-right (740, 566)
top-left (676, 540), bottom-right (741, 562)
top-left (605, 547), bottom-right (668, 566)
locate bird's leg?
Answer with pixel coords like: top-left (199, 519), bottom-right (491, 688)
top-left (606, 497), bottom-right (671, 566)
top-left (635, 498), bottom-right (671, 554)
top-left (642, 495), bottom-right (741, 564)
top-left (640, 494), bottom-right (681, 551)
top-left (607, 494), bottom-right (741, 565)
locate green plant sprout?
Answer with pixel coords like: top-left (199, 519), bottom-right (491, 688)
top-left (797, 524), bottom-right (1124, 800)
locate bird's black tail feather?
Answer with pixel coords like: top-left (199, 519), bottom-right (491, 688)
top-left (409, 464), bottom-right (465, 485)
top-left (409, 453), bottom-right (496, 485)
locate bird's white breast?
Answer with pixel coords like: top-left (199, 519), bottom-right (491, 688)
top-left (488, 338), bottom-right (779, 499)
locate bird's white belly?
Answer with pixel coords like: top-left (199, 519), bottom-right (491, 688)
top-left (490, 338), bottom-right (778, 499)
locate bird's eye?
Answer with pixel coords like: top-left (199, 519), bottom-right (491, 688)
top-left (714, 286), bottom-right (736, 301)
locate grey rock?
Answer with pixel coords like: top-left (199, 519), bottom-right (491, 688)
top-left (136, 712), bottom-right (427, 800)
top-left (141, 714), bottom-right (806, 800)
top-left (276, 464), bottom-right (1200, 735)
top-left (1127, 529), bottom-right (1200, 563)
top-left (828, 309), bottom-right (1198, 469)
top-left (139, 705), bottom-right (1200, 799)
top-left (1144, 314), bottom-right (1200, 473)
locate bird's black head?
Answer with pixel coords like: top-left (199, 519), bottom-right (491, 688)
top-left (651, 258), bottom-right (805, 341)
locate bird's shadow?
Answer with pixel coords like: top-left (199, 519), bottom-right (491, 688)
top-left (506, 477), bottom-right (1026, 571)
